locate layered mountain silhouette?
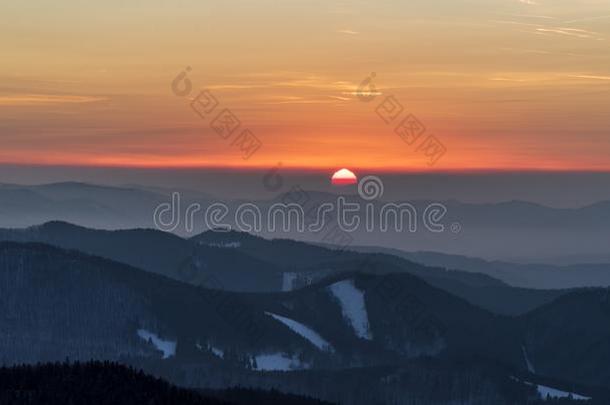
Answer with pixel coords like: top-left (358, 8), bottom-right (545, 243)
top-left (3, 182), bottom-right (610, 262)
top-left (354, 245), bottom-right (610, 289)
top-left (0, 221), bottom-right (567, 315)
top-left (0, 239), bottom-right (608, 403)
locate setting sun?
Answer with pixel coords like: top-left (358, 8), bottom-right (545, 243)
top-left (331, 168), bottom-right (358, 185)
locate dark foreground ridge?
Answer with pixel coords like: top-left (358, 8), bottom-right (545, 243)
top-left (0, 361), bottom-right (333, 405)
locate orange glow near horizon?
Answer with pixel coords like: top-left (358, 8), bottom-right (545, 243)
top-left (3, 156), bottom-right (610, 174)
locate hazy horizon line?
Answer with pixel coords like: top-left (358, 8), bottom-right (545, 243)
top-left (3, 162), bottom-right (610, 175)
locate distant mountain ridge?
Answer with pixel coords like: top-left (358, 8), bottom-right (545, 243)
top-left (2, 181), bottom-right (610, 261)
top-left (0, 221), bottom-right (567, 315)
top-left (350, 245), bottom-right (610, 289)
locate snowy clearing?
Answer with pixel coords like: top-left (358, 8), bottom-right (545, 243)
top-left (210, 345), bottom-right (224, 358)
top-left (265, 312), bottom-right (334, 352)
top-left (282, 272), bottom-right (297, 291)
top-left (328, 279), bottom-right (372, 340)
top-left (537, 384), bottom-right (591, 401)
top-left (196, 341), bottom-right (224, 358)
top-left (512, 377), bottom-right (591, 402)
top-left (253, 353), bottom-right (310, 371)
top-left (522, 345), bottom-right (535, 373)
top-left (137, 329), bottom-right (176, 359)
top-left (206, 241), bottom-right (241, 248)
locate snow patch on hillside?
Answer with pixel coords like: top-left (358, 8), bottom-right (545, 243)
top-left (210, 346), bottom-right (224, 358)
top-left (265, 312), bottom-right (334, 352)
top-left (522, 345), bottom-right (535, 373)
top-left (328, 279), bottom-right (372, 340)
top-left (137, 329), bottom-right (176, 359)
top-left (537, 384), bottom-right (591, 401)
top-left (282, 272), bottom-right (297, 291)
top-left (193, 258), bottom-right (205, 270)
top-left (512, 377), bottom-right (591, 401)
top-left (206, 241), bottom-right (241, 248)
top-left (196, 341), bottom-right (224, 358)
top-left (253, 353), bottom-right (310, 371)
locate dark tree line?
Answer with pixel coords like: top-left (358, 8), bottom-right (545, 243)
top-left (0, 361), bottom-right (331, 405)
top-left (0, 360), bottom-right (227, 405)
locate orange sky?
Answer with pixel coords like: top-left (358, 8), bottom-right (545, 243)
top-left (1, 0), bottom-right (609, 171)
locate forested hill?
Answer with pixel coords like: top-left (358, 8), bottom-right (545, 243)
top-left (0, 361), bottom-right (333, 405)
